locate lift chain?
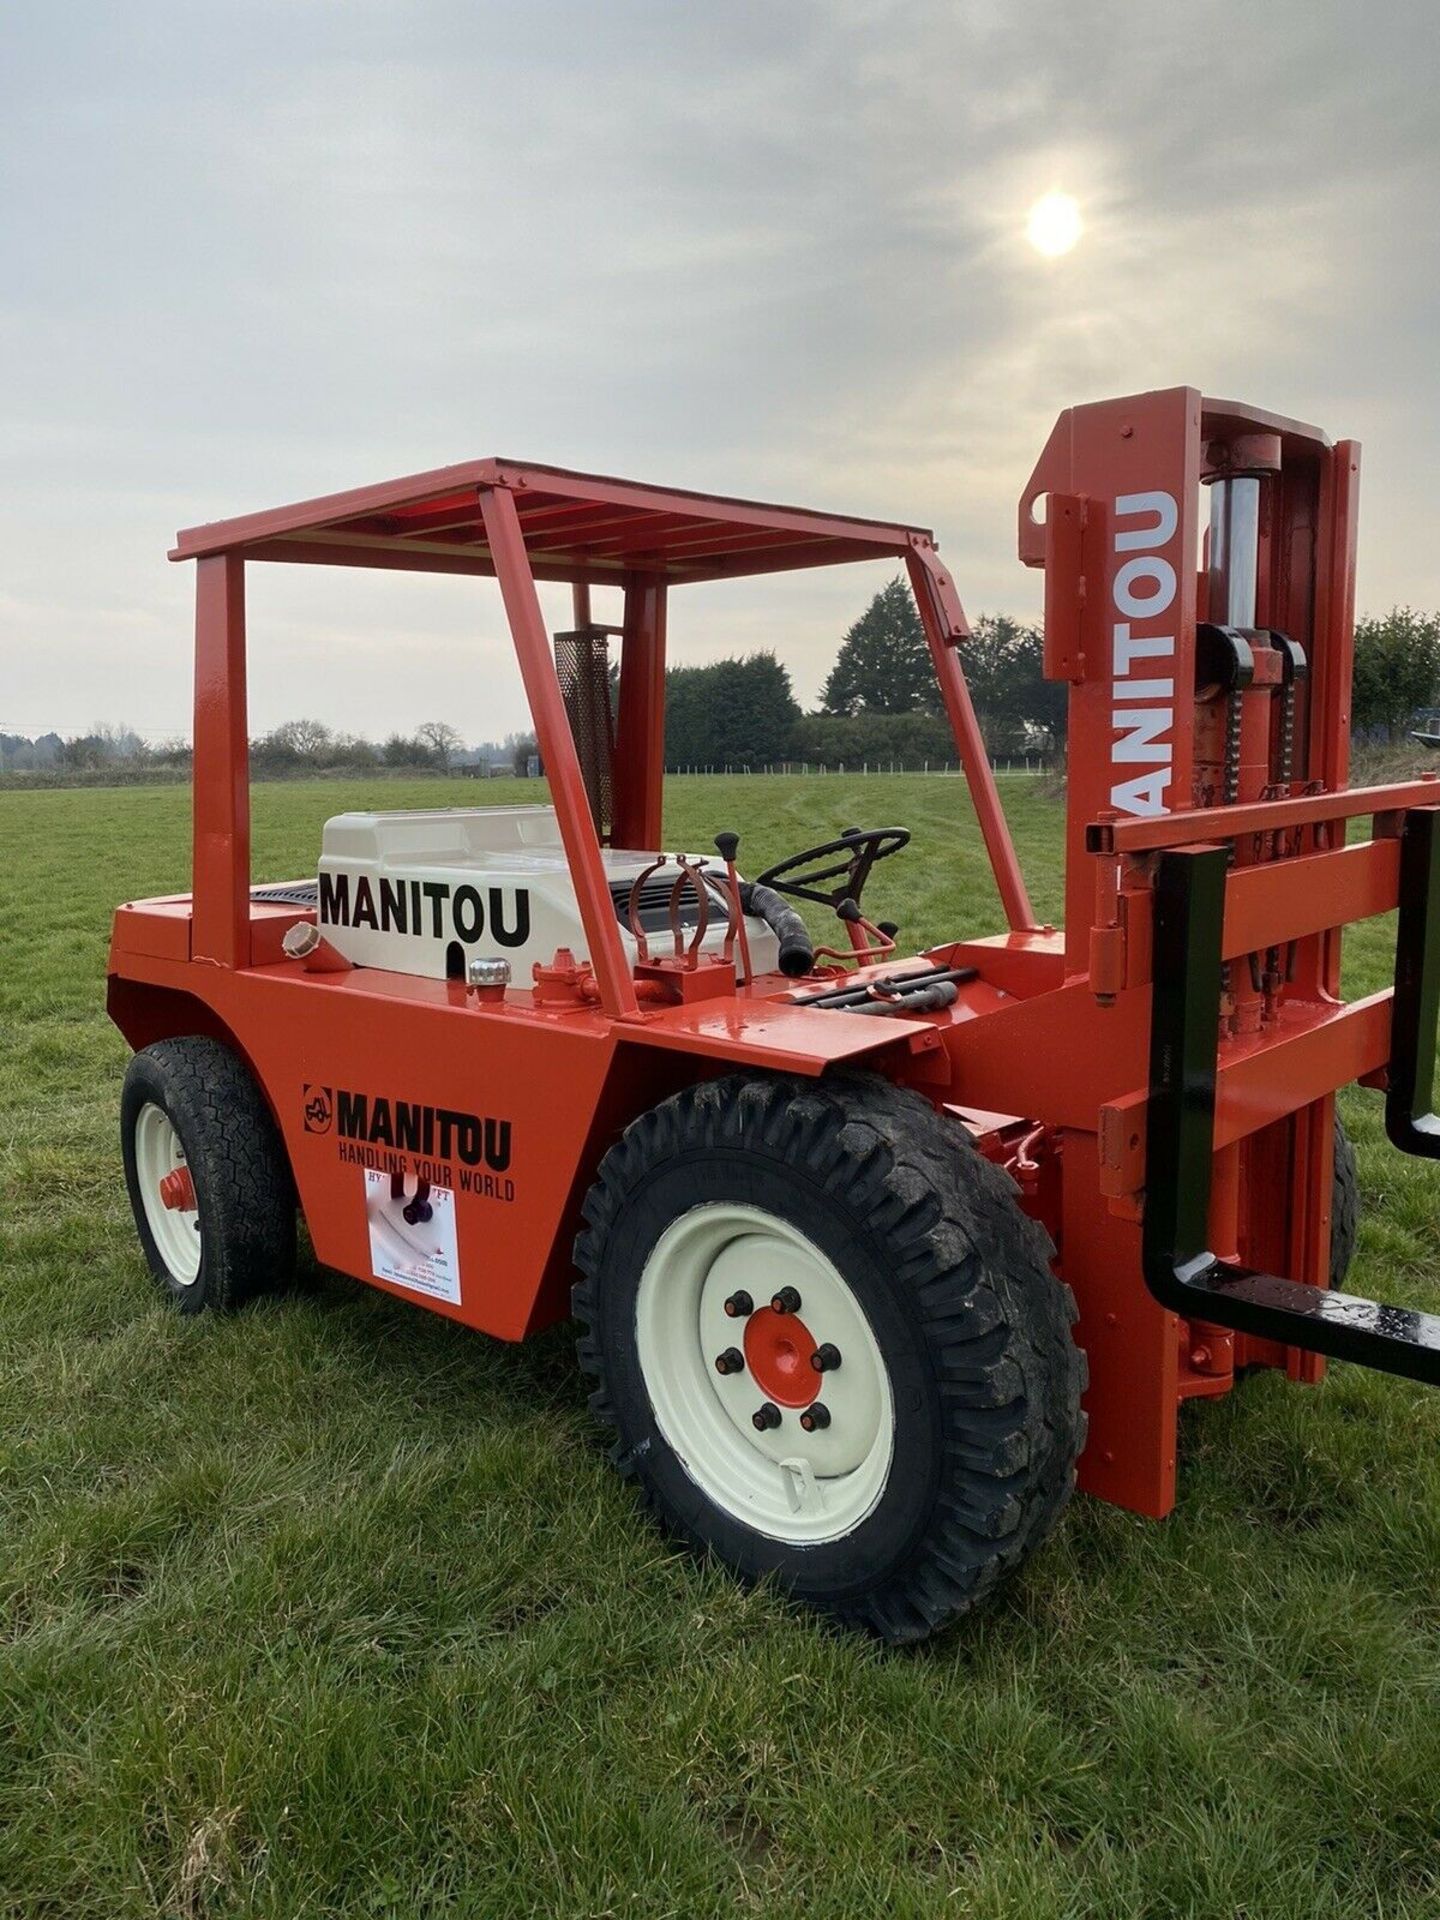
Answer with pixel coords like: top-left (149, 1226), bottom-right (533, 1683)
top-left (1224, 682), bottom-right (1244, 807)
top-left (1196, 624), bottom-right (1257, 814)
top-left (1268, 632), bottom-right (1308, 790)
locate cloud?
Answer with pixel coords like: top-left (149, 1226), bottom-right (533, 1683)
top-left (2, 0), bottom-right (1438, 737)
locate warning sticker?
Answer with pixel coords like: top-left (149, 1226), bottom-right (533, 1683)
top-left (363, 1171), bottom-right (461, 1305)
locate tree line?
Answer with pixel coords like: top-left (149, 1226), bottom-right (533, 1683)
top-left (660, 592), bottom-right (1440, 770)
top-left (664, 581), bottom-right (1065, 770)
top-left (0, 719), bottom-right (535, 779)
top-left (5, 594), bottom-right (1438, 781)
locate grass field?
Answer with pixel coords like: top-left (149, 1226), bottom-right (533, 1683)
top-left (3, 772), bottom-right (1440, 1919)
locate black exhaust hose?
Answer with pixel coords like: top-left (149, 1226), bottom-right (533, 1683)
top-left (791, 964), bottom-right (976, 1010)
top-left (739, 882), bottom-right (814, 977)
top-left (845, 980), bottom-right (960, 1016)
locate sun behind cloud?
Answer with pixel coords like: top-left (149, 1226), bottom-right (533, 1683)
top-left (1027, 192), bottom-right (1083, 257)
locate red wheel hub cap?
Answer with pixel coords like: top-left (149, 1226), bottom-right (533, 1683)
top-left (159, 1166), bottom-right (196, 1212)
top-left (743, 1307), bottom-right (821, 1408)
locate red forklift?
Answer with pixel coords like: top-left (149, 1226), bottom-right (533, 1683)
top-left (110, 388), bottom-right (1440, 1641)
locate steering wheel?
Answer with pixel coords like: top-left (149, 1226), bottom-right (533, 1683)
top-left (755, 826), bottom-right (910, 911)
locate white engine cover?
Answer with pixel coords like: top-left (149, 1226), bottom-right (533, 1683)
top-left (315, 805), bottom-right (780, 984)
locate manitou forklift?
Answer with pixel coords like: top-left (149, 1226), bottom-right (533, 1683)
top-left (110, 389), bottom-right (1440, 1642)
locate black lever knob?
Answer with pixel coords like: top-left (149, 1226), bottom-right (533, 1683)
top-left (714, 830), bottom-right (740, 863)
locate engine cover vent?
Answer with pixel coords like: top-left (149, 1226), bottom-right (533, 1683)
top-left (609, 877), bottom-right (726, 933)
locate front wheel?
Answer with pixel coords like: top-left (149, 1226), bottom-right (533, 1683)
top-left (574, 1073), bottom-right (1086, 1643)
top-left (1331, 1112), bottom-right (1359, 1290)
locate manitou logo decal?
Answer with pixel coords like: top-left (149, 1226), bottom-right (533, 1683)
top-left (304, 1085), bottom-right (515, 1200)
top-left (1109, 490), bottom-right (1179, 816)
top-left (319, 872), bottom-right (531, 948)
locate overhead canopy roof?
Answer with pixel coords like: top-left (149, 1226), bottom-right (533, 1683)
top-left (171, 458), bottom-right (933, 586)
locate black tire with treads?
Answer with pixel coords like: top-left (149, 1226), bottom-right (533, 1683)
top-left (573, 1071), bottom-right (1087, 1643)
top-left (1331, 1113), bottom-right (1359, 1290)
top-left (121, 1037), bottom-right (296, 1313)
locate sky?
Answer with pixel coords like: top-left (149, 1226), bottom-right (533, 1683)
top-left (2, 0), bottom-right (1438, 746)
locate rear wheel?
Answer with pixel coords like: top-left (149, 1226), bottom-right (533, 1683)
top-left (121, 1037), bottom-right (296, 1312)
top-left (574, 1072), bottom-right (1086, 1643)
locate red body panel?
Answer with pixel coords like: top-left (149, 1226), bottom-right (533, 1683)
top-left (108, 915), bottom-right (935, 1342)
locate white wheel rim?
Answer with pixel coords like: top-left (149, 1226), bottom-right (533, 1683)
top-left (134, 1102), bottom-right (202, 1285)
top-left (634, 1202), bottom-right (894, 1544)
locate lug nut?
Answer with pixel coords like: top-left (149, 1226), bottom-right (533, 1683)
top-left (723, 1290), bottom-right (754, 1318)
top-left (771, 1285), bottom-right (803, 1315)
top-left (714, 1347), bottom-right (745, 1375)
top-left (751, 1402), bottom-right (782, 1431)
top-left (810, 1343), bottom-right (842, 1373)
top-left (799, 1402), bottom-right (831, 1432)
